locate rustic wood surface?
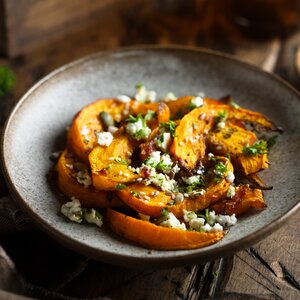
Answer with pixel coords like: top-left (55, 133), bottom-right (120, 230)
top-left (0, 1), bottom-right (299, 299)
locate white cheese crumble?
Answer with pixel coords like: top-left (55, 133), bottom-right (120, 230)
top-left (61, 197), bottom-right (83, 223)
top-left (85, 209), bottom-right (103, 227)
top-left (208, 153), bottom-right (214, 158)
top-left (182, 175), bottom-right (202, 185)
top-left (163, 92), bottom-right (177, 102)
top-left (95, 131), bottom-right (113, 146)
top-left (160, 212), bottom-right (186, 230)
top-left (76, 170), bottom-right (92, 188)
top-left (125, 118), bottom-right (151, 140)
top-left (226, 171), bottom-right (235, 183)
top-left (183, 209), bottom-right (237, 232)
top-left (190, 96), bottom-right (204, 108)
top-left (116, 95), bottom-right (131, 103)
top-left (174, 193), bottom-right (184, 204)
top-left (217, 121), bottom-right (226, 129)
top-left (144, 151), bottom-right (174, 173)
top-left (135, 84), bottom-right (157, 103)
top-left (138, 213), bottom-right (151, 221)
top-left (156, 132), bottom-right (172, 152)
top-left (80, 126), bottom-right (90, 141)
top-left (227, 185), bottom-right (236, 198)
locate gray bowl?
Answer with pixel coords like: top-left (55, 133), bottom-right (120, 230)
top-left (1, 46), bottom-right (299, 268)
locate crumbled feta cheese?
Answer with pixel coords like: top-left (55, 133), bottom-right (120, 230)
top-left (182, 175), bottom-right (201, 185)
top-left (108, 125), bottom-right (119, 134)
top-left (227, 185), bottom-right (236, 198)
top-left (208, 153), bottom-right (214, 158)
top-left (183, 210), bottom-right (197, 222)
top-left (116, 95), bottom-right (131, 103)
top-left (201, 223), bottom-right (212, 232)
top-left (172, 164), bottom-right (181, 174)
top-left (76, 170), bottom-right (92, 188)
top-left (149, 173), bottom-right (178, 192)
top-left (80, 126), bottom-right (90, 141)
top-left (189, 218), bottom-right (206, 230)
top-left (207, 210), bottom-right (216, 226)
top-left (125, 118), bottom-right (151, 140)
top-left (217, 121), bottom-right (226, 129)
top-left (216, 214), bottom-right (237, 226)
top-left (85, 209), bottom-right (103, 227)
top-left (160, 154), bottom-right (173, 171)
top-left (61, 197), bottom-right (83, 223)
top-left (163, 92), bottom-right (177, 102)
top-left (157, 132), bottom-right (172, 152)
top-left (135, 84), bottom-right (157, 103)
top-left (160, 212), bottom-right (186, 230)
top-left (197, 91), bottom-right (205, 98)
top-left (146, 151), bottom-right (161, 165)
top-left (95, 131), bottom-right (113, 146)
top-left (210, 223), bottom-right (224, 232)
top-left (190, 96), bottom-right (204, 108)
top-left (226, 171), bottom-right (235, 183)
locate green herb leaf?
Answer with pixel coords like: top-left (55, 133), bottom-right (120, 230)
top-left (243, 140), bottom-right (268, 156)
top-left (160, 207), bottom-right (169, 217)
top-left (229, 100), bottom-right (240, 109)
top-left (114, 157), bottom-right (128, 165)
top-left (135, 82), bottom-right (144, 90)
top-left (116, 183), bottom-right (127, 190)
top-left (144, 110), bottom-right (155, 121)
top-left (159, 120), bottom-right (177, 137)
top-left (0, 66), bottom-right (15, 97)
top-left (214, 110), bottom-right (227, 123)
top-left (131, 191), bottom-right (140, 197)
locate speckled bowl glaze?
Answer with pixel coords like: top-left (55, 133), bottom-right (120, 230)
top-left (1, 46), bottom-right (300, 268)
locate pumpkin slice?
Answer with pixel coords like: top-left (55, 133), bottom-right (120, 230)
top-left (89, 135), bottom-right (140, 190)
top-left (68, 98), bottom-right (132, 162)
top-left (117, 157), bottom-right (234, 217)
top-left (171, 104), bottom-right (275, 169)
top-left (206, 122), bottom-right (268, 175)
top-left (106, 209), bottom-right (224, 250)
top-left (57, 149), bottom-right (122, 208)
top-left (210, 184), bottom-right (265, 216)
top-left (166, 96), bottom-right (220, 119)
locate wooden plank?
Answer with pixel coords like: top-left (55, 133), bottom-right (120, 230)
top-left (224, 211), bottom-right (300, 300)
top-left (2, 0), bottom-right (137, 57)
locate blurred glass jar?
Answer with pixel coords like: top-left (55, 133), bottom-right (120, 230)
top-left (220, 0), bottom-right (300, 39)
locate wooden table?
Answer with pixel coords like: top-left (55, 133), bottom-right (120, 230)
top-left (0, 2), bottom-right (299, 299)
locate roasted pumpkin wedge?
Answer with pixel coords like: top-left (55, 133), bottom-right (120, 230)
top-left (171, 104), bottom-right (275, 169)
top-left (106, 209), bottom-right (225, 250)
top-left (166, 96), bottom-right (220, 119)
top-left (206, 122), bottom-right (268, 175)
top-left (210, 184), bottom-right (265, 215)
top-left (57, 149), bottom-right (122, 208)
top-left (68, 99), bottom-right (132, 162)
top-left (89, 135), bottom-right (140, 190)
top-left (117, 157), bottom-right (234, 217)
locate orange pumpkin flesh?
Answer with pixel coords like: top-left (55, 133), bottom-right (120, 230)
top-left (106, 209), bottom-right (224, 250)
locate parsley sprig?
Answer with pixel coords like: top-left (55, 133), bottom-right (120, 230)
top-left (243, 140), bottom-right (268, 156)
top-left (159, 120), bottom-right (177, 137)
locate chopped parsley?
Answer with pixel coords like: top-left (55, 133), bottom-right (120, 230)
top-left (116, 183), bottom-right (127, 190)
top-left (160, 207), bottom-right (169, 217)
top-left (144, 110), bottom-right (155, 121)
top-left (229, 100), bottom-right (240, 109)
top-left (131, 191), bottom-right (140, 198)
top-left (213, 161), bottom-right (228, 182)
top-left (159, 120), bottom-right (177, 137)
top-left (125, 112), bottom-right (152, 140)
top-left (114, 157), bottom-right (128, 165)
top-left (135, 82), bottom-right (144, 89)
top-left (243, 140), bottom-right (268, 156)
top-left (214, 110), bottom-right (227, 123)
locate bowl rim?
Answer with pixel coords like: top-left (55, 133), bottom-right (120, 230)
top-left (1, 45), bottom-right (299, 268)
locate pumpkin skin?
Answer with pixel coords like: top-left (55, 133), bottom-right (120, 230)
top-left (57, 149), bottom-right (122, 208)
top-left (106, 209), bottom-right (224, 250)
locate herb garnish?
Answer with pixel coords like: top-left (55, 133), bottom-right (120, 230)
top-left (114, 157), bottom-right (128, 165)
top-left (159, 120), bottom-right (177, 137)
top-left (116, 183), bottom-right (126, 190)
top-left (243, 140), bottom-right (268, 156)
top-left (160, 207), bottom-right (169, 217)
